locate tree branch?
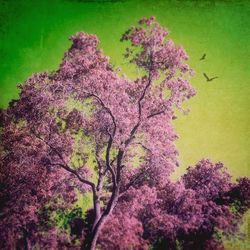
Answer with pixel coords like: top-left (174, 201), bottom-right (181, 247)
top-left (94, 148), bottom-right (105, 192)
top-left (105, 132), bottom-right (117, 185)
top-left (147, 110), bottom-right (165, 119)
top-left (84, 92), bottom-right (117, 136)
top-left (31, 130), bottom-right (95, 190)
top-left (50, 162), bottom-right (95, 189)
top-left (119, 165), bottom-right (151, 196)
top-left (124, 54), bottom-right (154, 148)
top-left (84, 92), bottom-right (117, 186)
top-left (131, 142), bottom-right (152, 153)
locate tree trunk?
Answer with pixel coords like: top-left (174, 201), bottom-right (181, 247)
top-left (82, 187), bottom-right (119, 250)
top-left (83, 215), bottom-right (107, 250)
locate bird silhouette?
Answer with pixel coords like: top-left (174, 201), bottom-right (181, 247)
top-left (200, 53), bottom-right (206, 60)
top-left (203, 73), bottom-right (218, 82)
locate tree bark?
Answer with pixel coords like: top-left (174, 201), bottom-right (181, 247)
top-left (83, 214), bottom-right (108, 250)
top-left (82, 187), bottom-right (120, 250)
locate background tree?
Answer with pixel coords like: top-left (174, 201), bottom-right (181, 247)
top-left (0, 17), bottom-right (249, 250)
top-left (98, 160), bottom-right (250, 250)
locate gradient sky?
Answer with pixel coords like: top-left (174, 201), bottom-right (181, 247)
top-left (0, 0), bottom-right (249, 181)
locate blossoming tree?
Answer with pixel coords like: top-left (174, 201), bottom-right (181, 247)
top-left (0, 17), bottom-right (249, 250)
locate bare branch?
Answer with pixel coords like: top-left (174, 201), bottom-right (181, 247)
top-left (124, 55), bottom-right (153, 148)
top-left (84, 92), bottom-right (117, 136)
top-left (131, 142), bottom-right (152, 153)
top-left (137, 77), bottom-right (151, 119)
top-left (31, 130), bottom-right (95, 190)
top-left (105, 132), bottom-right (117, 185)
top-left (110, 157), bottom-right (117, 167)
top-left (94, 147), bottom-right (105, 193)
top-left (83, 92), bottom-right (117, 187)
top-left (94, 147), bottom-right (103, 173)
top-left (50, 162), bottom-right (95, 189)
top-left (147, 110), bottom-right (165, 119)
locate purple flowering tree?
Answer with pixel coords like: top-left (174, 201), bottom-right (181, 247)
top-left (0, 17), bottom-right (249, 250)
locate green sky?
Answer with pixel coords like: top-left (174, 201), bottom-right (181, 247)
top-left (0, 0), bottom-right (249, 181)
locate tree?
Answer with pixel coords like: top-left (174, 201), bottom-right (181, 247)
top-left (99, 159), bottom-right (249, 250)
top-left (0, 17), bottom-right (249, 250)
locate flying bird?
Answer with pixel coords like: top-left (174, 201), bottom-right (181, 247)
top-left (200, 53), bottom-right (206, 60)
top-left (203, 73), bottom-right (218, 82)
